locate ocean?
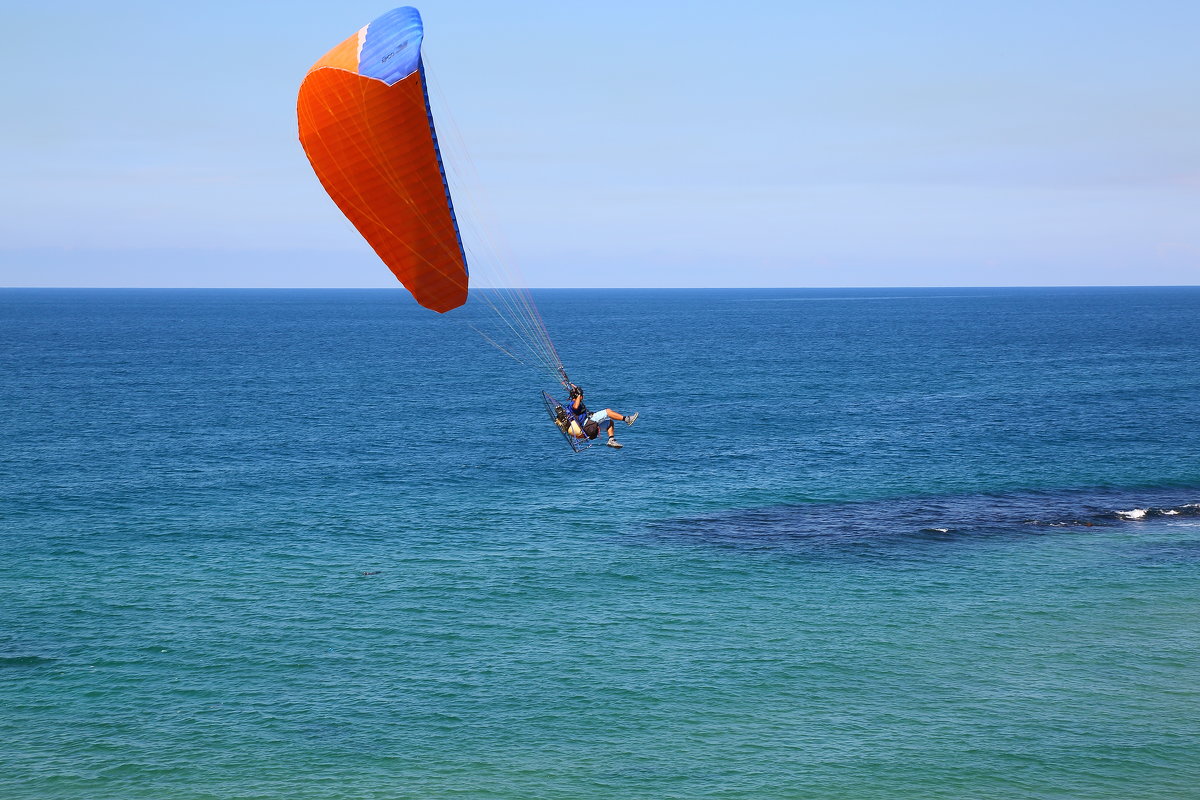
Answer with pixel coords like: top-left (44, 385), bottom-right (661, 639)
top-left (2, 287), bottom-right (1198, 799)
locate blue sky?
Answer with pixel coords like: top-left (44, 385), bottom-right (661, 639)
top-left (2, 0), bottom-right (1197, 287)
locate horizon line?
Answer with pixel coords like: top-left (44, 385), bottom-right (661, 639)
top-left (2, 285), bottom-right (1199, 291)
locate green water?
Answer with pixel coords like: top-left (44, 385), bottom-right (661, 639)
top-left (2, 288), bottom-right (1199, 798)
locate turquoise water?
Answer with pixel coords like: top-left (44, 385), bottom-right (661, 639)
top-left (2, 287), bottom-right (1199, 799)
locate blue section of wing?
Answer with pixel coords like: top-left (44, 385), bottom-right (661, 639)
top-left (417, 60), bottom-right (469, 277)
top-left (359, 7), bottom-right (424, 85)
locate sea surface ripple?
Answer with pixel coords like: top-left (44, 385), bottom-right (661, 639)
top-left (2, 287), bottom-right (1199, 799)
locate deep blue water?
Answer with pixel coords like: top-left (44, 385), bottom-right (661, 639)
top-left (2, 287), bottom-right (1199, 799)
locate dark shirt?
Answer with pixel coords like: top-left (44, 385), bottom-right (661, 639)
top-left (569, 394), bottom-right (589, 421)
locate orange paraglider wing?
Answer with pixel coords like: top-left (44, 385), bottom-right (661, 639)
top-left (297, 7), bottom-right (468, 313)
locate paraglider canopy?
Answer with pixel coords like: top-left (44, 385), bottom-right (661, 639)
top-left (297, 7), bottom-right (468, 313)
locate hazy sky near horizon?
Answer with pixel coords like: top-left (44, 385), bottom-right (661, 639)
top-left (2, 0), bottom-right (1197, 288)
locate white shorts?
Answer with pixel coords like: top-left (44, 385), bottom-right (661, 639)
top-left (587, 410), bottom-right (612, 424)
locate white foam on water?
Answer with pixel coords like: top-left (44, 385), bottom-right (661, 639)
top-left (1116, 508), bottom-right (1147, 520)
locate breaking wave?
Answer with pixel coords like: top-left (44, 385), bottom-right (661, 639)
top-left (641, 488), bottom-right (1200, 554)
